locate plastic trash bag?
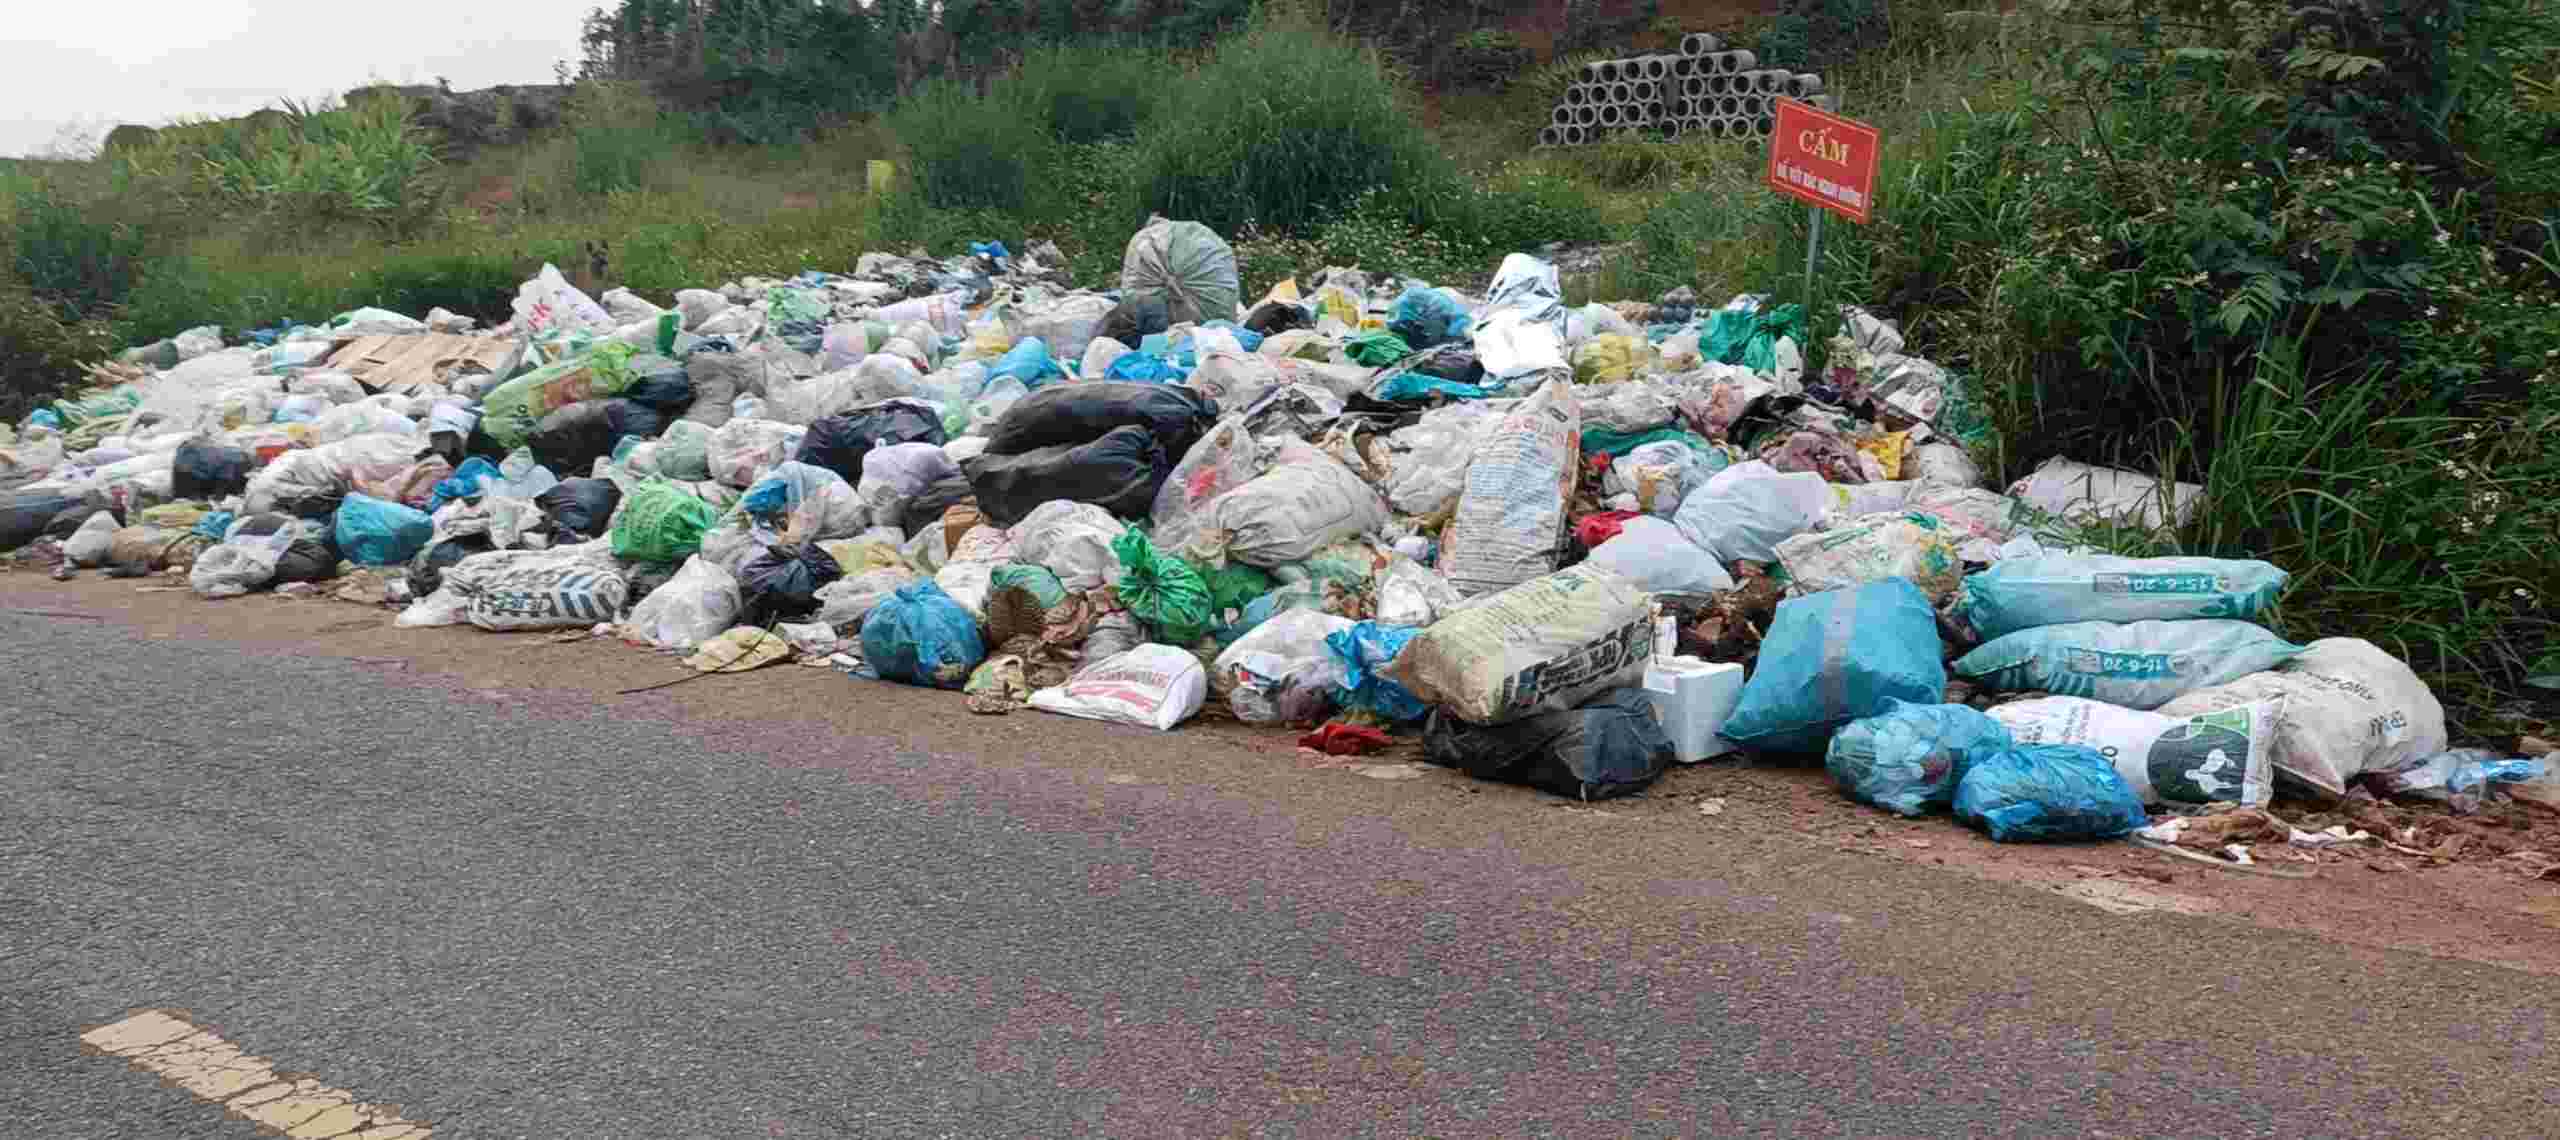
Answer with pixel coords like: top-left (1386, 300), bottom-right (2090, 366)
top-left (528, 398), bottom-right (663, 474)
top-left (1723, 578), bottom-right (1947, 755)
top-left (794, 400), bottom-right (946, 483)
top-left (1028, 644), bottom-right (1209, 731)
top-left (1444, 377), bottom-right (1579, 597)
top-left (932, 524), bottom-right (1017, 618)
top-left (1586, 516), bottom-right (1736, 596)
top-left (63, 511), bottom-right (118, 567)
top-left (1826, 700), bottom-right (2015, 817)
top-left (1481, 253), bottom-right (1565, 333)
top-left (1425, 687), bottom-right (1675, 800)
top-left (1120, 218), bottom-right (1240, 326)
top-left (861, 580), bottom-right (987, 689)
top-left (814, 566), bottom-right (918, 629)
top-left (512, 264), bottom-right (613, 338)
top-left (611, 480), bottom-right (722, 563)
top-left (1672, 459), bottom-right (1833, 564)
top-left (533, 478), bottom-right (622, 542)
top-left (1378, 402), bottom-right (1502, 520)
top-left (1113, 527), bottom-right (1214, 645)
top-left (1387, 283), bottom-right (1473, 349)
top-left (1192, 445), bottom-right (1388, 569)
top-left (1775, 511), bottom-right (1964, 604)
top-left (1989, 694), bottom-right (2281, 807)
top-left (188, 531), bottom-right (295, 598)
top-left (1213, 609), bottom-right (1356, 724)
top-left (980, 382), bottom-right (1218, 461)
top-left (706, 418), bottom-right (803, 488)
top-left (2368, 750), bottom-right (2549, 814)
top-left (2008, 457), bottom-right (2203, 530)
top-left (1326, 621), bottom-right (1428, 722)
top-left (1009, 501), bottom-right (1126, 592)
top-left (1956, 619), bottom-right (2305, 710)
top-left (1373, 556), bottom-right (1462, 628)
top-left (171, 439), bottom-right (254, 498)
top-left (621, 555), bottom-right (741, 650)
top-left (741, 461), bottom-right (868, 540)
top-left (333, 493), bottom-right (433, 566)
top-left (738, 541), bottom-right (843, 625)
top-left (1953, 744), bottom-right (2150, 842)
top-left (966, 426), bottom-right (1166, 528)
top-left (1152, 419), bottom-right (1268, 541)
top-left (1957, 554), bottom-right (2291, 642)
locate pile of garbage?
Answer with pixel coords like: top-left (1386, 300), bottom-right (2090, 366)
top-left (5, 214), bottom-right (2551, 847)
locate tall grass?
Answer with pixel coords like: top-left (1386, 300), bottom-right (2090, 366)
top-left (1017, 41), bottom-right (1159, 144)
top-left (887, 75), bottom-right (1053, 212)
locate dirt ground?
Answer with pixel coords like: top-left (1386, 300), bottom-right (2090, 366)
top-left (12, 566), bottom-right (2560, 977)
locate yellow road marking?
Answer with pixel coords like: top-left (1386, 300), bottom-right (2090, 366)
top-left (81, 1010), bottom-right (432, 1138)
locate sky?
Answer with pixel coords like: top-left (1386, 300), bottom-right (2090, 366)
top-left (1, 0), bottom-right (597, 157)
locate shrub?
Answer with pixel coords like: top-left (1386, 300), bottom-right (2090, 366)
top-left (1018, 41), bottom-right (1160, 144)
top-left (8, 180), bottom-right (145, 321)
top-left (0, 283), bottom-right (118, 423)
top-left (887, 75), bottom-right (1052, 212)
top-left (565, 82), bottom-right (678, 198)
top-left (1131, 7), bottom-right (1446, 234)
top-left (1442, 29), bottom-right (1533, 90)
top-left (147, 94), bottom-right (444, 234)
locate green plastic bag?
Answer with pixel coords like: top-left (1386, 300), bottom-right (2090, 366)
top-left (1185, 557), bottom-right (1275, 616)
top-left (1697, 304), bottom-right (1805, 374)
top-left (1113, 528), bottom-right (1214, 645)
top-left (1344, 330), bottom-right (1412, 367)
top-left (988, 563), bottom-right (1067, 609)
top-left (610, 479), bottom-right (722, 564)
top-left (655, 420), bottom-right (714, 482)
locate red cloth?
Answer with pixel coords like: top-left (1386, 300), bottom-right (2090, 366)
top-left (1298, 723), bottom-right (1393, 756)
top-left (1574, 510), bottom-right (1642, 551)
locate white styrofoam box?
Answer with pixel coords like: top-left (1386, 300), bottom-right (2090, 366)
top-left (1643, 656), bottom-right (1746, 764)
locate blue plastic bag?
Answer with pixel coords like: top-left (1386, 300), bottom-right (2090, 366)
top-left (1723, 578), bottom-right (1946, 755)
top-left (860, 580), bottom-right (987, 689)
top-left (1387, 284), bottom-right (1474, 349)
top-left (429, 456), bottom-right (501, 514)
top-left (333, 493), bottom-right (433, 567)
top-left (987, 335), bottom-right (1066, 390)
top-left (1105, 351), bottom-right (1187, 384)
top-left (1958, 554), bottom-right (2290, 641)
top-left (192, 511), bottom-right (237, 542)
top-left (1826, 700), bottom-right (2014, 817)
top-left (1326, 621), bottom-right (1428, 722)
top-left (1954, 619), bottom-right (2304, 710)
top-left (1202, 321), bottom-right (1264, 353)
top-left (1953, 744), bottom-right (2150, 842)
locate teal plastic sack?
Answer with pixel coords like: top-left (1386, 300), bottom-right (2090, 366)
top-left (860, 580), bottom-right (986, 689)
top-left (1953, 744), bottom-right (2149, 842)
top-left (987, 336), bottom-right (1066, 390)
top-left (1326, 621), bottom-right (1427, 722)
top-left (1697, 303), bottom-right (1803, 373)
top-left (1958, 554), bottom-right (2290, 641)
top-left (1723, 578), bottom-right (1946, 755)
top-left (1826, 700), bottom-right (2014, 817)
top-left (1954, 619), bottom-right (2305, 710)
top-left (1387, 284), bottom-right (1473, 349)
top-left (333, 493), bottom-right (433, 566)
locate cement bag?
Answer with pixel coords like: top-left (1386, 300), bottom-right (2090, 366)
top-left (2155, 637), bottom-right (2445, 799)
top-left (1384, 564), bottom-right (1653, 725)
top-left (1424, 688), bottom-right (1675, 800)
top-left (1213, 609), bottom-right (1355, 724)
top-left (1379, 402), bottom-right (1502, 521)
top-left (464, 553), bottom-right (630, 631)
top-left (1672, 460), bottom-right (1832, 564)
top-left (965, 426), bottom-right (1165, 528)
top-left (1988, 694), bottom-right (2280, 807)
top-left (933, 524), bottom-right (1018, 618)
top-left (1722, 578), bottom-right (1946, 755)
top-left (1775, 511), bottom-right (1963, 604)
top-left (1010, 500), bottom-right (1125, 591)
top-left (1954, 619), bottom-right (2305, 710)
top-left (621, 555), bottom-right (740, 651)
top-left (1952, 744), bottom-right (2151, 842)
top-left (706, 418), bottom-right (803, 488)
top-left (1120, 218), bottom-right (1239, 326)
top-left (1585, 516), bottom-right (1736, 596)
top-left (1029, 643), bottom-right (1209, 731)
top-left (861, 580), bottom-right (986, 688)
top-left (1957, 554), bottom-right (2291, 641)
top-left (188, 531), bottom-right (294, 599)
top-left (1908, 486), bottom-right (2020, 563)
top-left (1826, 699), bottom-right (2015, 817)
top-left (2009, 457), bottom-right (2202, 529)
top-left (1198, 446), bottom-right (1388, 569)
top-left (1443, 377), bottom-right (1579, 597)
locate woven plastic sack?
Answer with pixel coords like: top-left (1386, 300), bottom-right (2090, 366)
top-left (611, 480), bottom-right (722, 563)
top-left (1988, 694), bottom-right (2280, 807)
top-left (2155, 637), bottom-right (2445, 799)
top-left (1826, 700), bottom-right (2014, 817)
top-left (1028, 643), bottom-right (1209, 731)
top-left (1672, 460), bottom-right (1832, 565)
top-left (1957, 554), bottom-right (2291, 642)
top-left (1385, 564), bottom-right (1653, 726)
top-left (1723, 578), bottom-right (1947, 755)
top-left (1193, 445), bottom-right (1387, 569)
top-left (1112, 527), bottom-right (1213, 645)
top-left (860, 580), bottom-right (987, 689)
top-left (465, 553), bottom-right (630, 631)
top-left (1119, 218), bottom-right (1239, 326)
top-left (1953, 744), bottom-right (2150, 843)
top-left (1443, 377), bottom-right (1579, 597)
top-left (1955, 619), bottom-right (2305, 710)
top-left (1775, 511), bottom-right (1963, 604)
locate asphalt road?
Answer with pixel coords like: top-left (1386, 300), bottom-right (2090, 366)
top-left (6, 602), bottom-right (2558, 1138)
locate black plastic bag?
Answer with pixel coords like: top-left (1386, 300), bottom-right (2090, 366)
top-left (228, 512), bottom-right (298, 538)
top-left (622, 355), bottom-right (696, 410)
top-left (738, 541), bottom-right (843, 625)
top-left (271, 539), bottom-right (341, 584)
top-left (1242, 299), bottom-right (1312, 337)
top-left (796, 399), bottom-right (947, 483)
top-left (900, 473), bottom-right (976, 537)
top-left (5, 493), bottom-right (90, 551)
top-left (965, 424), bottom-right (1166, 527)
top-left (408, 533), bottom-right (495, 596)
top-left (41, 501), bottom-right (109, 540)
top-left (528, 398), bottom-right (666, 474)
top-left (534, 478), bottom-right (622, 542)
top-left (1423, 688), bottom-right (1675, 800)
top-left (1097, 294), bottom-right (1171, 348)
top-left (623, 559), bottom-right (680, 605)
top-left (172, 439), bottom-right (255, 498)
top-left (1411, 343), bottom-right (1486, 385)
top-left (978, 382), bottom-right (1216, 460)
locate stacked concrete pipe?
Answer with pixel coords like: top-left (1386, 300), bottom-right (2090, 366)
top-left (1538, 32), bottom-right (1831, 147)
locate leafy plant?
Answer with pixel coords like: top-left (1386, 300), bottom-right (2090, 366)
top-left (887, 75), bottom-right (1053, 212)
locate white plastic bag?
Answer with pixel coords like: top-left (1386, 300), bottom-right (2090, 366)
top-left (621, 555), bottom-right (742, 650)
top-left (1213, 610), bottom-right (1355, 724)
top-left (1374, 556), bottom-right (1464, 627)
top-left (815, 566), bottom-right (919, 628)
top-left (1198, 444), bottom-right (1388, 569)
top-left (1009, 501), bottom-right (1125, 592)
top-left (1587, 516), bottom-right (1737, 597)
top-left (188, 532), bottom-right (294, 599)
top-left (706, 418), bottom-right (803, 488)
top-left (63, 511), bottom-right (118, 568)
top-left (511, 264), bottom-right (613, 338)
top-left (857, 441), bottom-right (961, 524)
top-left (1672, 460), bottom-right (1832, 564)
top-left (1444, 378), bottom-right (1579, 597)
top-left (2009, 457), bottom-right (2203, 530)
top-left (1029, 643), bottom-right (1209, 731)
top-left (1377, 402), bottom-right (1501, 520)
top-left (933, 524), bottom-right (1016, 618)
top-left (2156, 637), bottom-right (2446, 799)
top-left (1907, 442), bottom-right (1982, 489)
top-left (1988, 694), bottom-right (2280, 807)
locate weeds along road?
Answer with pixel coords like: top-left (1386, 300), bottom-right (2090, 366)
top-left (5, 582), bottom-right (2556, 1138)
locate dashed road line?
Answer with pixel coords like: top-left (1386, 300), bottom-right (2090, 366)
top-left (80, 1010), bottom-right (432, 1138)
